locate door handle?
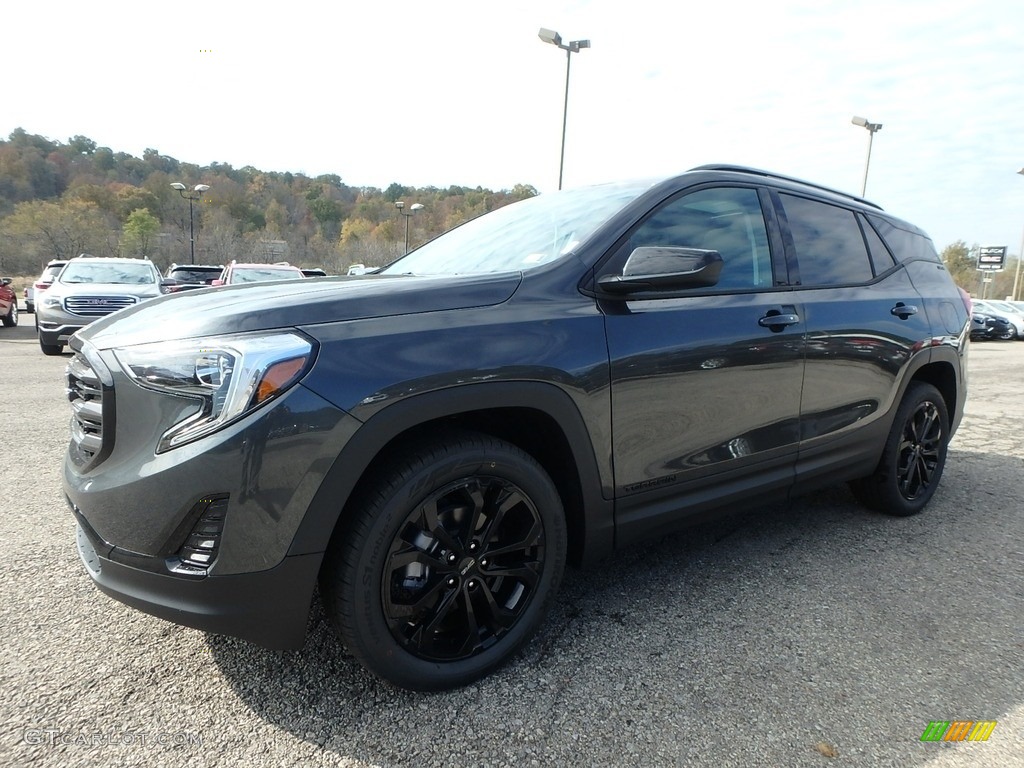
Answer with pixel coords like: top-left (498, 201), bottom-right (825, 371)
top-left (891, 302), bottom-right (918, 319)
top-left (758, 311), bottom-right (800, 330)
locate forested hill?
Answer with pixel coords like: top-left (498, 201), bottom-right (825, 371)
top-left (0, 128), bottom-right (538, 275)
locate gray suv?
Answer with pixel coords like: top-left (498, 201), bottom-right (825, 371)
top-left (64, 166), bottom-right (969, 690)
top-left (37, 256), bottom-right (167, 355)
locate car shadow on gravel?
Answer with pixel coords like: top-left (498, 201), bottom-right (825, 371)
top-left (206, 447), bottom-right (1024, 766)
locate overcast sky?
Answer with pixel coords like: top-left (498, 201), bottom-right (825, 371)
top-left (3, 0), bottom-right (1022, 254)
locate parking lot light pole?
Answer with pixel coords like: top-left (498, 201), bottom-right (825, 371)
top-left (395, 201), bottom-right (424, 255)
top-left (539, 28), bottom-right (590, 190)
top-left (1014, 168), bottom-right (1024, 301)
top-left (170, 183), bottom-right (210, 264)
top-left (851, 116), bottom-right (882, 197)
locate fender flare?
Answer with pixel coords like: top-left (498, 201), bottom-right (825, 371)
top-left (287, 381), bottom-right (615, 565)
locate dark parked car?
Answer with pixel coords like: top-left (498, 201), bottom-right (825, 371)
top-left (164, 264), bottom-right (224, 292)
top-left (970, 312), bottom-right (1014, 341)
top-left (1, 277), bottom-right (17, 327)
top-left (65, 165), bottom-right (969, 690)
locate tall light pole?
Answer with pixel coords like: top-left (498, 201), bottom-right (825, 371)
top-left (851, 116), bottom-right (882, 197)
top-left (170, 183), bottom-right (210, 264)
top-left (1013, 167), bottom-right (1024, 301)
top-left (539, 27), bottom-right (590, 190)
top-left (395, 201), bottom-right (424, 254)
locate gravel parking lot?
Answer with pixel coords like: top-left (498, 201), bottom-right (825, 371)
top-left (1, 317), bottom-right (1021, 768)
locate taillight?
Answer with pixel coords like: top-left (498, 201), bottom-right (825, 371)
top-left (35, 281), bottom-right (52, 291)
top-left (957, 286), bottom-right (972, 315)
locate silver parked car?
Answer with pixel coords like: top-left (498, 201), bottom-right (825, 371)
top-left (36, 255), bottom-right (169, 356)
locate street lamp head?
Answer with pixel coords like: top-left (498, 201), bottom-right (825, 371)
top-left (194, 184), bottom-right (210, 193)
top-left (1017, 167), bottom-right (1024, 176)
top-left (410, 203), bottom-right (424, 212)
top-left (538, 27), bottom-right (562, 46)
top-left (395, 201), bottom-right (405, 210)
top-left (170, 182), bottom-right (186, 190)
top-left (852, 115), bottom-right (882, 133)
top-left (571, 40), bottom-right (591, 51)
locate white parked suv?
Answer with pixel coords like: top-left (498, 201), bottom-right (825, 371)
top-left (36, 255), bottom-right (169, 356)
top-left (24, 259), bottom-right (68, 313)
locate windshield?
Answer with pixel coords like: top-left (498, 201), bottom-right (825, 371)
top-left (380, 181), bottom-right (653, 276)
top-left (61, 262), bottom-right (155, 285)
top-left (229, 267), bottom-right (303, 284)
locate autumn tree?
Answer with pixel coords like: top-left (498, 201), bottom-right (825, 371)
top-left (940, 240), bottom-right (975, 289)
top-left (121, 208), bottom-right (161, 259)
top-left (0, 199), bottom-right (113, 272)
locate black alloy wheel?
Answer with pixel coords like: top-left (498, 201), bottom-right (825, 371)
top-left (893, 398), bottom-right (943, 502)
top-left (383, 476), bottom-right (546, 661)
top-left (850, 382), bottom-right (949, 516)
top-left (320, 430), bottom-right (566, 690)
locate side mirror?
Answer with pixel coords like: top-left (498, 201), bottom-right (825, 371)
top-left (1, 277), bottom-right (11, 287)
top-left (597, 247), bottom-right (723, 295)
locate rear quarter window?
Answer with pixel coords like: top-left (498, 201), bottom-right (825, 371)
top-left (867, 215), bottom-right (940, 263)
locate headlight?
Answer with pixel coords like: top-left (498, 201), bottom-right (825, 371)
top-left (41, 295), bottom-right (62, 308)
top-left (113, 332), bottom-right (316, 452)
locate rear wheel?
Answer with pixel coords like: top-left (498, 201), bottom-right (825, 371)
top-left (2, 302), bottom-right (17, 327)
top-left (319, 431), bottom-right (567, 690)
top-left (849, 382), bottom-right (949, 516)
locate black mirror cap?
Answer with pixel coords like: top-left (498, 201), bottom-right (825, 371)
top-left (598, 247), bottom-right (723, 295)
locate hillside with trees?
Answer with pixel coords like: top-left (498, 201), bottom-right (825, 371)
top-left (1, 128), bottom-right (1017, 299)
top-left (0, 128), bottom-right (538, 276)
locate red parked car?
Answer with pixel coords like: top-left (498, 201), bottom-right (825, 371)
top-left (1, 277), bottom-right (18, 327)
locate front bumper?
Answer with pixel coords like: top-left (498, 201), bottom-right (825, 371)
top-left (63, 338), bottom-right (363, 648)
top-left (75, 518), bottom-right (321, 649)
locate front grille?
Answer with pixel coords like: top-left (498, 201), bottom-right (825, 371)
top-left (66, 353), bottom-right (107, 469)
top-left (65, 294), bottom-right (138, 316)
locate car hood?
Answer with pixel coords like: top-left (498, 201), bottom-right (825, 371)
top-left (76, 272), bottom-right (523, 349)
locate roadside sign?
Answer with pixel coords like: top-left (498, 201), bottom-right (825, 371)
top-left (978, 246), bottom-right (1007, 271)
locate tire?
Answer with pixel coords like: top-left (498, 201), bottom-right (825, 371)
top-left (2, 302), bottom-right (17, 327)
top-left (849, 382), bottom-right (949, 516)
top-left (39, 336), bottom-right (64, 356)
top-left (319, 430), bottom-right (567, 691)
top-left (998, 328), bottom-right (1014, 341)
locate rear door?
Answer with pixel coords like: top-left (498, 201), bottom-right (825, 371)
top-left (772, 192), bottom-right (935, 478)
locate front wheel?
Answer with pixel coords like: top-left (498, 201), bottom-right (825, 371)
top-left (849, 382), bottom-right (949, 516)
top-left (319, 431), bottom-right (567, 690)
top-left (39, 336), bottom-right (63, 356)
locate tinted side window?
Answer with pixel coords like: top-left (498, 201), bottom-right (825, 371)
top-left (858, 214), bottom-right (897, 274)
top-left (868, 215), bottom-right (941, 263)
top-left (624, 187), bottom-right (773, 291)
top-left (780, 194), bottom-right (873, 286)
